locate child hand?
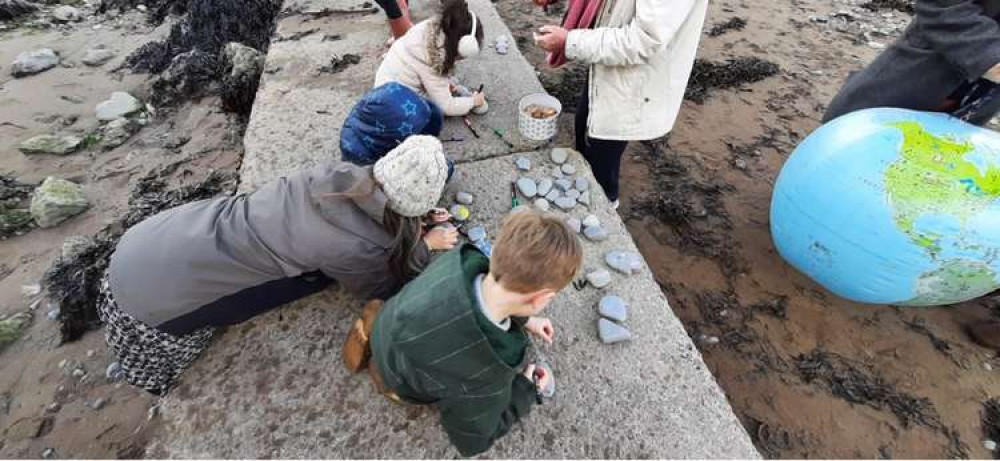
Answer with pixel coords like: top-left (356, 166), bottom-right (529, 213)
top-left (525, 317), bottom-right (554, 343)
top-left (473, 91), bottom-right (487, 107)
top-left (424, 226), bottom-right (459, 251)
top-left (523, 364), bottom-right (553, 393)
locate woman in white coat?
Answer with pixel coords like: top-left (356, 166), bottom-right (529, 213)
top-left (534, 0), bottom-right (708, 207)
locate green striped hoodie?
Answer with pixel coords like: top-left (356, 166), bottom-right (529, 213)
top-left (371, 244), bottom-right (536, 456)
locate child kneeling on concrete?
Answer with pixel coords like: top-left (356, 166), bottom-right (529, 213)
top-left (343, 211), bottom-right (583, 456)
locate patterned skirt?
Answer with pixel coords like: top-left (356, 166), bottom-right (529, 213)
top-left (97, 274), bottom-right (215, 395)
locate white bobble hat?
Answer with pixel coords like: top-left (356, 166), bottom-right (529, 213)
top-left (374, 135), bottom-right (449, 217)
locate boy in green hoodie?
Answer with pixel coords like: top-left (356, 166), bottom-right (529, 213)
top-left (343, 211), bottom-right (583, 456)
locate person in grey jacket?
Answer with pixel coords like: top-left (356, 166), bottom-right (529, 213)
top-left (824, 0), bottom-right (1000, 125)
top-left (97, 136), bottom-right (458, 395)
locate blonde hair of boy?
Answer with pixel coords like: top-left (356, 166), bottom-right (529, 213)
top-left (490, 211), bottom-right (583, 294)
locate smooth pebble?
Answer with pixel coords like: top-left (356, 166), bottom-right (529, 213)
top-left (578, 190), bottom-right (591, 207)
top-left (456, 191), bottom-right (474, 205)
top-left (516, 177), bottom-right (537, 198)
top-left (583, 225), bottom-right (609, 242)
top-left (582, 214), bottom-right (601, 228)
top-left (575, 177), bottom-right (589, 191)
top-left (565, 189), bottom-right (581, 200)
top-left (450, 204), bottom-right (470, 221)
top-left (534, 198), bottom-right (550, 212)
top-left (598, 295), bottom-right (628, 322)
top-left (544, 189), bottom-right (561, 202)
top-left (605, 251), bottom-right (642, 275)
top-left (555, 179), bottom-right (572, 192)
top-left (598, 318), bottom-right (632, 344)
top-left (537, 179), bottom-right (553, 196)
top-left (467, 225), bottom-right (487, 242)
top-left (561, 164), bottom-right (576, 175)
top-left (515, 157), bottom-right (532, 171)
top-left (554, 197), bottom-right (576, 211)
top-left (550, 148), bottom-right (569, 164)
top-left (587, 269), bottom-right (612, 288)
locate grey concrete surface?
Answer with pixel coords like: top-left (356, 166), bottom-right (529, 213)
top-left (239, 0), bottom-right (553, 192)
top-left (151, 151), bottom-right (759, 458)
top-left (152, 0), bottom-right (760, 456)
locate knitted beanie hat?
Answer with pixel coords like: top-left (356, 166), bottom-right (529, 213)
top-left (374, 135), bottom-right (448, 217)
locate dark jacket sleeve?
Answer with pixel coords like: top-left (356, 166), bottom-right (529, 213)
top-left (438, 375), bottom-right (536, 457)
top-left (915, 0), bottom-right (1000, 79)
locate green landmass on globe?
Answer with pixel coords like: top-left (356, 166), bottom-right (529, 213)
top-left (883, 121), bottom-right (1000, 305)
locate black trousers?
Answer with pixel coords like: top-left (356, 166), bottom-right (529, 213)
top-left (375, 0), bottom-right (402, 19)
top-left (157, 271), bottom-right (334, 335)
top-left (575, 79), bottom-right (629, 202)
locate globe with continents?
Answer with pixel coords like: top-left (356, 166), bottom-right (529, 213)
top-left (771, 108), bottom-right (1000, 306)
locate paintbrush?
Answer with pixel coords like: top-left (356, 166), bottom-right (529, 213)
top-left (463, 117), bottom-right (480, 138)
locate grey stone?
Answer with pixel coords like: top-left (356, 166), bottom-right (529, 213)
top-left (605, 251), bottom-right (643, 275)
top-left (29, 177), bottom-right (90, 228)
top-left (82, 48), bottom-right (115, 67)
top-left (598, 295), bottom-right (628, 322)
top-left (456, 191), bottom-right (474, 205)
top-left (554, 197), bottom-right (576, 211)
top-left (582, 214), bottom-right (601, 228)
top-left (587, 269), bottom-right (612, 288)
top-left (566, 217), bottom-right (582, 234)
top-left (516, 177), bottom-right (537, 198)
top-left (86, 349), bottom-right (96, 358)
top-left (534, 198), bottom-right (549, 212)
top-left (561, 164), bottom-right (576, 175)
top-left (598, 318), bottom-right (632, 344)
top-left (550, 147), bottom-right (569, 164)
top-left (51, 5), bottom-right (81, 22)
top-left (565, 189), bottom-right (581, 201)
top-left (537, 178), bottom-right (553, 196)
top-left (583, 225), bottom-right (609, 242)
top-left (106, 362), bottom-right (124, 381)
top-left (46, 308), bottom-right (60, 321)
top-left (578, 190), bottom-right (591, 207)
top-left (0, 312), bottom-right (31, 350)
top-left (575, 177), bottom-right (589, 191)
top-left (11, 49), bottom-right (59, 77)
top-left (18, 134), bottom-right (82, 156)
top-left (554, 179), bottom-right (572, 192)
top-left (46, 403), bottom-right (61, 413)
top-left (101, 117), bottom-right (142, 149)
top-left (63, 236), bottom-right (93, 260)
top-left (544, 189), bottom-right (561, 202)
top-left (96, 92), bottom-right (142, 122)
top-left (90, 397), bottom-right (107, 410)
top-left (515, 156), bottom-right (531, 171)
top-left (71, 368), bottom-right (85, 378)
top-left (42, 448), bottom-right (55, 459)
top-left (224, 42), bottom-right (264, 79)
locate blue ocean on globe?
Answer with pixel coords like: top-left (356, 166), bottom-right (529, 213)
top-left (771, 108), bottom-right (1000, 306)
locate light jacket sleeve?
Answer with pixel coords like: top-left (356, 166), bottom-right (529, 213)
top-left (419, 67), bottom-right (477, 116)
top-left (437, 375), bottom-right (536, 457)
top-left (914, 0), bottom-right (1000, 80)
top-left (564, 0), bottom-right (694, 67)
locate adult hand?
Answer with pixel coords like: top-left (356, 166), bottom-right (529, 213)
top-left (427, 207), bottom-right (452, 223)
top-left (424, 226), bottom-right (458, 251)
top-left (524, 316), bottom-right (554, 343)
top-left (473, 91), bottom-right (487, 107)
top-left (986, 63), bottom-right (1000, 84)
top-left (533, 25), bottom-right (568, 54)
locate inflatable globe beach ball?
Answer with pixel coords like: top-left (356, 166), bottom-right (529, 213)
top-left (770, 108), bottom-right (1000, 306)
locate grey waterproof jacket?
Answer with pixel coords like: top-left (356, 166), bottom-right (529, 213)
top-left (108, 162), bottom-right (428, 328)
top-left (824, 0), bottom-right (1000, 124)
